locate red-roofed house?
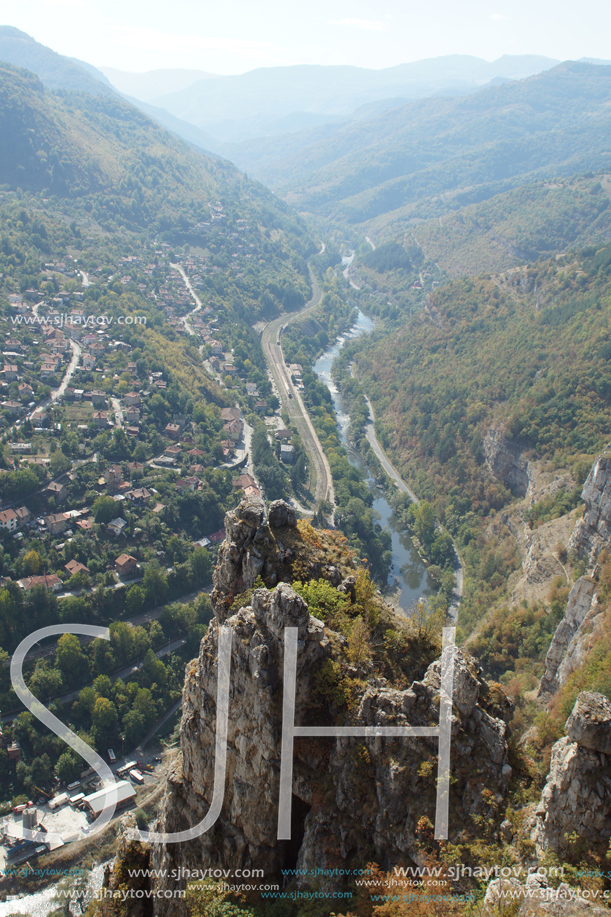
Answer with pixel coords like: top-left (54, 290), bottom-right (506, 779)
top-left (115, 554), bottom-right (138, 577)
top-left (65, 559), bottom-right (90, 576)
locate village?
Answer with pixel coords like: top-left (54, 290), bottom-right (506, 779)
top-left (0, 196), bottom-right (313, 836)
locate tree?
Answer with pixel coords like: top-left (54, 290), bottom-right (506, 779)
top-left (31, 753), bottom-right (53, 788)
top-left (22, 549), bottom-right (41, 575)
top-left (133, 686), bottom-right (157, 728)
top-left (251, 425), bottom-right (273, 465)
top-left (143, 565), bottom-right (168, 607)
top-left (55, 751), bottom-right (81, 783)
top-left (91, 637), bottom-right (116, 676)
top-left (50, 450), bottom-right (71, 475)
top-left (92, 696), bottom-right (118, 744)
top-left (56, 633), bottom-right (88, 685)
top-left (149, 393), bottom-right (170, 422)
top-left (148, 619), bottom-right (165, 649)
top-left (122, 709), bottom-right (146, 747)
top-left (29, 660), bottom-right (64, 700)
top-left (409, 500), bottom-right (437, 548)
top-left (347, 616), bottom-right (372, 665)
top-left (167, 534), bottom-right (184, 563)
top-left (190, 546), bottom-right (211, 585)
top-left (126, 584), bottom-right (146, 615)
top-left (290, 453), bottom-right (306, 488)
top-left (72, 685), bottom-right (97, 721)
top-left (143, 648), bottom-right (167, 686)
top-left (92, 495), bottom-right (118, 524)
top-left (110, 622), bottom-right (134, 665)
top-left (411, 598), bottom-right (445, 641)
top-left (93, 674), bottom-right (113, 697)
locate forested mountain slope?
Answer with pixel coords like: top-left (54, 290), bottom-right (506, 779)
top-left (0, 25), bottom-right (112, 96)
top-left (356, 243), bottom-right (611, 519)
top-left (375, 174), bottom-right (611, 278)
top-left (0, 62), bottom-right (314, 278)
top-left (235, 62), bottom-right (611, 226)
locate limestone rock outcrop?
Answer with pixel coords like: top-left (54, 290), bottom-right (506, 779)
top-left (211, 495), bottom-right (266, 622)
top-left (538, 577), bottom-right (597, 697)
top-left (568, 453), bottom-right (611, 566)
top-left (267, 499), bottom-right (297, 528)
top-left (517, 888), bottom-right (610, 917)
top-left (531, 692), bottom-right (611, 855)
top-left (146, 500), bottom-right (513, 912)
top-left (152, 583), bottom-right (332, 896)
top-left (483, 428), bottom-right (529, 497)
top-left (566, 692), bottom-right (611, 755)
top-left (98, 813), bottom-right (152, 917)
top-left (555, 596), bottom-right (605, 693)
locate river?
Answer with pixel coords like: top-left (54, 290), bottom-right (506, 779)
top-left (313, 310), bottom-right (434, 612)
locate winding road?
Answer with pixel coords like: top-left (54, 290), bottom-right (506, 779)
top-left (261, 258), bottom-right (335, 512)
top-left (27, 339), bottom-right (82, 422)
top-left (172, 263), bottom-right (202, 335)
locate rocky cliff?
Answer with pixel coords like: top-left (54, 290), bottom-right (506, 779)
top-left (568, 452), bottom-right (611, 567)
top-left (483, 428), bottom-right (530, 497)
top-left (531, 692), bottom-right (611, 857)
top-left (145, 498), bottom-right (513, 912)
top-left (538, 577), bottom-right (598, 697)
top-left (537, 452), bottom-right (611, 699)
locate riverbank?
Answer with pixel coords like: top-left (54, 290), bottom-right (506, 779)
top-left (313, 312), bottom-right (434, 612)
top-left (326, 319), bottom-right (464, 623)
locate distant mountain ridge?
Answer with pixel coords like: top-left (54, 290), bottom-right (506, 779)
top-left (220, 60), bottom-right (611, 226)
top-left (100, 67), bottom-right (218, 103)
top-left (143, 54), bottom-right (560, 142)
top-left (0, 25), bottom-right (114, 96)
top-left (0, 27), bottom-right (220, 156)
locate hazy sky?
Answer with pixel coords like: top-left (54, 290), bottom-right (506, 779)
top-left (0, 0), bottom-right (610, 74)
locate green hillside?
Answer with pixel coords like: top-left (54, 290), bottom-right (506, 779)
top-left (238, 62), bottom-right (611, 226)
top-left (0, 60), bottom-right (217, 201)
top-left (372, 173), bottom-right (611, 278)
top-left (0, 62), bottom-right (315, 291)
top-left (357, 244), bottom-right (611, 515)
top-left (0, 59), bottom-right (225, 203)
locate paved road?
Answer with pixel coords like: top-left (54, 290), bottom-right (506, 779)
top-left (363, 395), bottom-right (420, 505)
top-left (27, 339), bottom-right (82, 422)
top-left (53, 339), bottom-right (81, 402)
top-left (260, 256), bottom-right (335, 512)
top-left (110, 397), bottom-right (124, 429)
top-left (342, 251), bottom-right (361, 291)
top-left (172, 263), bottom-right (201, 336)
